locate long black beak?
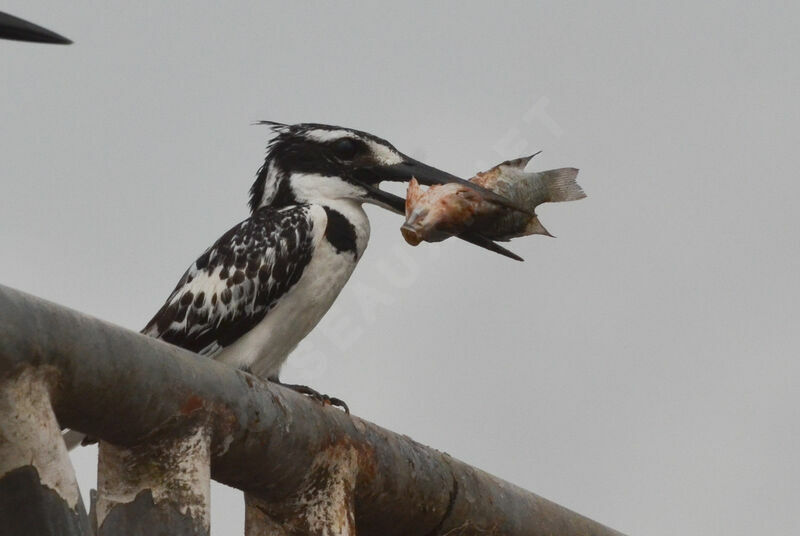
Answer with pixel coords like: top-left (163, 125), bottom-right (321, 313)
top-left (357, 156), bottom-right (532, 215)
top-left (0, 11), bottom-right (72, 44)
top-left (354, 156), bottom-right (527, 262)
top-left (377, 156), bottom-right (533, 215)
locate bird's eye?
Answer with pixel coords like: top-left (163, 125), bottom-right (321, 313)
top-left (333, 138), bottom-right (359, 160)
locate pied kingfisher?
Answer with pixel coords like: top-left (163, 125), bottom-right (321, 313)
top-left (136, 122), bottom-right (517, 407)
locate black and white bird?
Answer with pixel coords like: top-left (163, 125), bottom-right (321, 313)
top-left (63, 122), bottom-right (521, 447)
top-left (144, 124), bottom-right (521, 397)
top-left (138, 123), bottom-right (520, 386)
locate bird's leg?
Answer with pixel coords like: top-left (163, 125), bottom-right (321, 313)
top-left (268, 377), bottom-right (350, 414)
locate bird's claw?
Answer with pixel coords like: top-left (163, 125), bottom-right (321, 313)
top-left (276, 382), bottom-right (350, 414)
top-left (317, 394), bottom-right (350, 414)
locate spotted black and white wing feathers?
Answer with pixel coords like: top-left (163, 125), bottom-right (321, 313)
top-left (142, 205), bottom-right (318, 357)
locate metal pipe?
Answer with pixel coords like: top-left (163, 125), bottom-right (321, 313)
top-left (0, 284), bottom-right (625, 536)
top-left (0, 367), bottom-right (90, 535)
top-left (96, 424), bottom-right (211, 536)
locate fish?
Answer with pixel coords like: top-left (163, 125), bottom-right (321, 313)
top-left (401, 155), bottom-right (585, 258)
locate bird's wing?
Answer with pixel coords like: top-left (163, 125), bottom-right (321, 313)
top-left (141, 205), bottom-right (322, 357)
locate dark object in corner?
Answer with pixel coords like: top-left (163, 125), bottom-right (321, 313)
top-left (0, 11), bottom-right (72, 44)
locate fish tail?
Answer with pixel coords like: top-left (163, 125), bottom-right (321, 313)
top-left (539, 168), bottom-right (586, 203)
top-left (523, 216), bottom-right (554, 237)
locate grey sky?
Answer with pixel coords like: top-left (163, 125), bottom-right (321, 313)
top-left (2, 2), bottom-right (798, 535)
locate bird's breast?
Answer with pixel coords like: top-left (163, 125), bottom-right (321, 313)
top-left (216, 201), bottom-right (369, 379)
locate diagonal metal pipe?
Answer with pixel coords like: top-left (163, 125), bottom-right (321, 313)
top-left (0, 283), bottom-right (626, 536)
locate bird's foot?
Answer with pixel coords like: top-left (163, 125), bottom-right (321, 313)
top-left (274, 381), bottom-right (350, 414)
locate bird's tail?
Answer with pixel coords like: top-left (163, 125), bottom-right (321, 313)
top-left (62, 429), bottom-right (86, 451)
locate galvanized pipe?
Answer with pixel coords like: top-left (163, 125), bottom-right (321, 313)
top-left (0, 284), bottom-right (626, 536)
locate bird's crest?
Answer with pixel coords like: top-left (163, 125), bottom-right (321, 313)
top-left (254, 120), bottom-right (289, 133)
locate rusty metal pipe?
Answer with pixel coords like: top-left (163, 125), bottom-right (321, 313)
top-left (96, 424), bottom-right (212, 536)
top-left (0, 284), bottom-right (625, 536)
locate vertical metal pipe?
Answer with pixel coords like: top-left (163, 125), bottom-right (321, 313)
top-left (0, 367), bottom-right (90, 536)
top-left (244, 494), bottom-right (289, 536)
top-left (243, 443), bottom-right (358, 536)
top-left (95, 423), bottom-right (211, 536)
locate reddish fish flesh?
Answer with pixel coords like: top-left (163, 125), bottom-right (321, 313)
top-left (401, 155), bottom-right (585, 246)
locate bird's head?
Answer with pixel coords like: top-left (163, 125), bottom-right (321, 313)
top-left (250, 122), bottom-right (516, 214)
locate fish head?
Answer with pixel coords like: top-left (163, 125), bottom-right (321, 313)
top-left (401, 183), bottom-right (483, 245)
